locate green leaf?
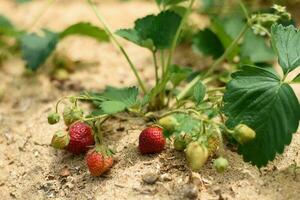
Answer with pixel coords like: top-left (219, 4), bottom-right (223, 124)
top-left (173, 114), bottom-right (201, 134)
top-left (100, 86), bottom-right (139, 107)
top-left (116, 11), bottom-right (181, 50)
top-left (60, 22), bottom-right (109, 42)
top-left (223, 66), bottom-right (300, 167)
top-left (89, 86), bottom-right (139, 114)
top-left (210, 17), bottom-right (239, 60)
top-left (193, 81), bottom-right (206, 104)
top-left (21, 30), bottom-right (59, 70)
top-left (222, 15), bottom-right (245, 39)
top-left (15, 0), bottom-right (31, 3)
top-left (0, 15), bottom-right (18, 36)
top-left (271, 24), bottom-right (300, 74)
top-left (101, 101), bottom-right (127, 114)
top-left (0, 15), bottom-right (13, 29)
top-left (169, 65), bottom-right (192, 86)
top-left (115, 29), bottom-right (154, 49)
top-left (192, 28), bottom-right (224, 59)
top-left (292, 73), bottom-right (300, 83)
top-left (156, 0), bottom-right (188, 6)
top-left (241, 31), bottom-right (275, 63)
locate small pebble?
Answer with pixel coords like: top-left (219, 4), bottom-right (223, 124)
top-left (160, 173), bottom-right (172, 182)
top-left (59, 166), bottom-right (70, 177)
top-left (182, 184), bottom-right (198, 199)
top-left (142, 172), bottom-right (158, 185)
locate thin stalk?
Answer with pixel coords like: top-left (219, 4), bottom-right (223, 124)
top-left (175, 0), bottom-right (250, 102)
top-left (170, 75), bottom-right (217, 107)
top-left (206, 87), bottom-right (225, 93)
top-left (82, 114), bottom-right (108, 122)
top-left (152, 51), bottom-right (159, 84)
top-left (87, 0), bottom-right (147, 94)
top-left (27, 0), bottom-right (56, 30)
top-left (238, 0), bottom-right (250, 22)
top-left (164, 0), bottom-right (196, 76)
top-left (176, 24), bottom-right (249, 101)
top-left (160, 50), bottom-right (165, 77)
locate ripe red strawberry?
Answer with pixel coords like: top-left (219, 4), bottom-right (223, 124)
top-left (66, 121), bottom-right (95, 154)
top-left (139, 126), bottom-right (166, 154)
top-left (86, 151), bottom-right (105, 176)
top-left (102, 157), bottom-right (114, 173)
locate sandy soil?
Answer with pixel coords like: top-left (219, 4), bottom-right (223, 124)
top-left (0, 0), bottom-right (300, 200)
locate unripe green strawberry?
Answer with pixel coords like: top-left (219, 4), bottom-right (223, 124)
top-left (233, 124), bottom-right (256, 144)
top-left (51, 130), bottom-right (70, 149)
top-left (158, 116), bottom-right (178, 131)
top-left (173, 137), bottom-right (187, 151)
top-left (47, 112), bottom-right (60, 125)
top-left (185, 142), bottom-right (208, 171)
top-left (213, 157), bottom-right (229, 173)
top-left (63, 106), bottom-right (84, 126)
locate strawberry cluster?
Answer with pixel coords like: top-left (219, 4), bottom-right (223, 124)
top-left (48, 106), bottom-right (114, 177)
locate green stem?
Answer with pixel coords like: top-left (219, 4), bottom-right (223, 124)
top-left (55, 96), bottom-right (68, 113)
top-left (160, 50), bottom-right (165, 77)
top-left (176, 24), bottom-right (249, 101)
top-left (152, 50), bottom-right (159, 84)
top-left (87, 0), bottom-right (147, 94)
top-left (26, 0), bottom-right (56, 30)
top-left (82, 114), bottom-right (108, 122)
top-left (165, 0), bottom-right (196, 76)
top-left (170, 76), bottom-right (216, 107)
top-left (204, 25), bottom-right (248, 78)
top-left (238, 0), bottom-right (250, 22)
top-left (206, 87), bottom-right (225, 93)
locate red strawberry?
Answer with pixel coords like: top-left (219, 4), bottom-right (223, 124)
top-left (66, 121), bottom-right (95, 154)
top-left (86, 151), bottom-right (105, 176)
top-left (139, 126), bottom-right (166, 154)
top-left (102, 157), bottom-right (113, 173)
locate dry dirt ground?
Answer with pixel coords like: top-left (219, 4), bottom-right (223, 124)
top-left (1, 0), bottom-right (300, 200)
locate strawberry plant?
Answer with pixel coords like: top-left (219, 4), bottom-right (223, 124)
top-left (0, 12), bottom-right (109, 80)
top-left (47, 0), bottom-right (299, 176)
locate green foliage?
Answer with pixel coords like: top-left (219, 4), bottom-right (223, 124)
top-left (240, 31), bottom-right (275, 63)
top-left (20, 22), bottom-right (108, 70)
top-left (0, 14), bottom-right (18, 36)
top-left (173, 114), bottom-right (201, 134)
top-left (210, 17), bottom-right (239, 60)
top-left (116, 11), bottom-right (182, 50)
top-left (271, 24), bottom-right (300, 74)
top-left (292, 74), bottom-right (300, 83)
top-left (89, 86), bottom-right (139, 114)
top-left (21, 30), bottom-right (59, 70)
top-left (15, 0), bottom-right (31, 3)
top-left (156, 0), bottom-right (188, 6)
top-left (193, 81), bottom-right (206, 104)
top-left (101, 101), bottom-right (127, 114)
top-left (223, 66), bottom-right (300, 167)
top-left (60, 22), bottom-right (109, 42)
top-left (192, 14), bottom-right (276, 64)
top-left (169, 65), bottom-right (192, 86)
top-left (192, 28), bottom-right (224, 59)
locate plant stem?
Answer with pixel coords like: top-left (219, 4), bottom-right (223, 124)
top-left (206, 87), bottom-right (225, 93)
top-left (152, 50), bottom-right (159, 84)
top-left (55, 96), bottom-right (69, 113)
top-left (160, 50), bottom-right (165, 77)
top-left (165, 0), bottom-right (196, 76)
top-left (82, 114), bottom-right (108, 122)
top-left (176, 24), bottom-right (249, 101)
top-left (87, 0), bottom-right (147, 94)
top-left (238, 0), bottom-right (250, 21)
top-left (27, 0), bottom-right (56, 30)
